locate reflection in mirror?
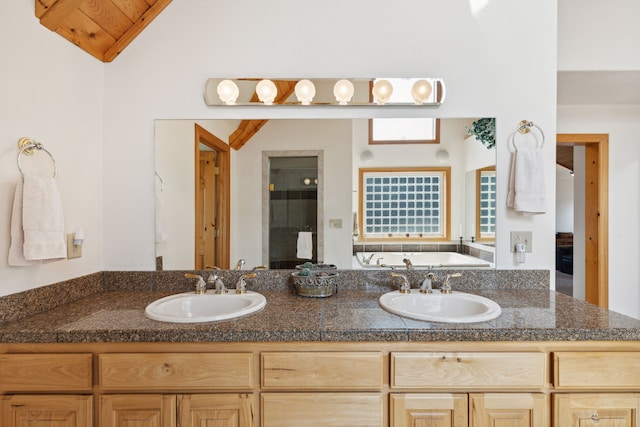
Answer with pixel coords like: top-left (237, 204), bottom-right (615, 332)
top-left (155, 118), bottom-right (496, 270)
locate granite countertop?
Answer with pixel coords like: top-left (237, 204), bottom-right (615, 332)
top-left (2, 286), bottom-right (640, 343)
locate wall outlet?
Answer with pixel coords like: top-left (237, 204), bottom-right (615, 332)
top-left (510, 231), bottom-right (532, 253)
top-left (67, 233), bottom-right (82, 259)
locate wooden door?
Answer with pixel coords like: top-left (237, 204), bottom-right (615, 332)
top-left (390, 393), bottom-right (467, 427)
top-left (1, 395), bottom-right (92, 427)
top-left (555, 393), bottom-right (640, 427)
top-left (470, 393), bottom-right (548, 427)
top-left (100, 394), bottom-right (176, 427)
top-left (178, 394), bottom-right (254, 427)
top-left (197, 150), bottom-right (217, 270)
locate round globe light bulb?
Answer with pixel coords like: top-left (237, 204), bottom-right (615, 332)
top-left (295, 79), bottom-right (316, 105)
top-left (256, 79), bottom-right (277, 105)
top-left (216, 80), bottom-right (239, 105)
top-left (372, 79), bottom-right (393, 105)
top-left (411, 79), bottom-right (433, 105)
top-left (333, 79), bottom-right (355, 105)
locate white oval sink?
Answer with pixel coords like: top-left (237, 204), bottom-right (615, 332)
top-left (145, 291), bottom-right (266, 323)
top-left (379, 290), bottom-right (501, 323)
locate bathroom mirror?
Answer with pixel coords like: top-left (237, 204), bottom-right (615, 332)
top-left (155, 117), bottom-right (496, 270)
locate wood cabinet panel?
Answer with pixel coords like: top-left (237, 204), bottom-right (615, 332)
top-left (99, 353), bottom-right (254, 391)
top-left (262, 393), bottom-right (383, 427)
top-left (261, 351), bottom-right (383, 390)
top-left (390, 393), bottom-right (468, 427)
top-left (178, 393), bottom-right (254, 427)
top-left (470, 393), bottom-right (549, 427)
top-left (1, 394), bottom-right (92, 427)
top-left (554, 393), bottom-right (640, 427)
top-left (0, 353), bottom-right (92, 392)
top-left (555, 352), bottom-right (640, 389)
top-left (101, 394), bottom-right (176, 427)
top-left (391, 352), bottom-right (546, 389)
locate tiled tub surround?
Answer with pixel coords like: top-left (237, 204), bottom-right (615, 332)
top-left (2, 268), bottom-right (640, 343)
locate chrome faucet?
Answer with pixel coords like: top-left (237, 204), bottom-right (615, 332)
top-left (420, 273), bottom-right (436, 294)
top-left (391, 272), bottom-right (411, 294)
top-left (185, 273), bottom-right (207, 294)
top-left (440, 273), bottom-right (462, 294)
top-left (235, 273), bottom-right (256, 294)
top-left (208, 274), bottom-right (227, 294)
top-left (235, 259), bottom-right (246, 270)
top-left (361, 253), bottom-right (376, 265)
top-left (402, 258), bottom-right (414, 270)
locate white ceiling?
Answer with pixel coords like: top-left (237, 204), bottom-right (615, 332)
top-left (557, 71), bottom-right (640, 105)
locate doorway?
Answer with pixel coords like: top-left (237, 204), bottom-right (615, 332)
top-left (556, 134), bottom-right (609, 308)
top-left (263, 152), bottom-right (322, 269)
top-left (194, 124), bottom-right (230, 269)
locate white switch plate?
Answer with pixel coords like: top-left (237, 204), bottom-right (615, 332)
top-left (67, 233), bottom-right (82, 259)
top-left (510, 231), bottom-right (532, 253)
top-left (329, 219), bottom-right (343, 229)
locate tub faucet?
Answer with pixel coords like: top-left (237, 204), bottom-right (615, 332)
top-left (235, 259), bottom-right (246, 270)
top-left (235, 273), bottom-right (256, 294)
top-left (391, 272), bottom-right (411, 294)
top-left (440, 273), bottom-right (462, 294)
top-left (185, 273), bottom-right (207, 294)
top-left (361, 253), bottom-right (376, 265)
top-left (402, 258), bottom-right (414, 270)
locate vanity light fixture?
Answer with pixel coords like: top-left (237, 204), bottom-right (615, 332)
top-left (372, 79), bottom-right (393, 105)
top-left (256, 79), bottom-right (277, 105)
top-left (411, 79), bottom-right (433, 105)
top-left (333, 79), bottom-right (355, 105)
top-left (216, 79), bottom-right (239, 105)
top-left (294, 79), bottom-right (316, 105)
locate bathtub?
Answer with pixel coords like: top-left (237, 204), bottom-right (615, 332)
top-left (355, 251), bottom-right (491, 269)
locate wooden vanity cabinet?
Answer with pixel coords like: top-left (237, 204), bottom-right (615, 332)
top-left (0, 353), bottom-right (93, 427)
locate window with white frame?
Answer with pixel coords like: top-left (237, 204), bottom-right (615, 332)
top-left (476, 167), bottom-right (496, 241)
top-left (359, 167), bottom-right (450, 240)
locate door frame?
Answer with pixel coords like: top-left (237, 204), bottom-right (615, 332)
top-left (556, 134), bottom-right (608, 308)
top-left (195, 124), bottom-right (230, 269)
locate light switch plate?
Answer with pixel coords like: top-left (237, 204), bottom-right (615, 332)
top-left (67, 233), bottom-right (82, 259)
top-left (510, 231), bottom-right (532, 253)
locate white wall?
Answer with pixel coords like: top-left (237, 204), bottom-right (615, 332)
top-left (558, 105), bottom-right (640, 317)
top-left (0, 2), bottom-right (104, 295)
top-left (101, 0), bottom-right (558, 274)
top-left (558, 0), bottom-right (640, 71)
top-left (556, 165), bottom-right (574, 232)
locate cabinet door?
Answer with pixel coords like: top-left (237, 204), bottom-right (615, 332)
top-left (262, 392), bottom-right (383, 427)
top-left (178, 394), bottom-right (254, 427)
top-left (100, 394), bottom-right (176, 427)
top-left (390, 393), bottom-right (467, 427)
top-left (1, 395), bottom-right (92, 427)
top-left (555, 393), bottom-right (640, 427)
top-left (470, 393), bottom-right (548, 427)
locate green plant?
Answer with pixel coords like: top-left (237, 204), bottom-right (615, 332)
top-left (466, 117), bottom-right (495, 149)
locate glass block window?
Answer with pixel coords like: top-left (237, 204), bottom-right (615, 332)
top-left (477, 168), bottom-right (496, 240)
top-left (359, 168), bottom-right (450, 239)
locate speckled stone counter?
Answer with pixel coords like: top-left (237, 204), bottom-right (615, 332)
top-left (2, 277), bottom-right (640, 343)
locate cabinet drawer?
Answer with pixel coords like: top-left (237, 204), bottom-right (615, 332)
top-left (0, 353), bottom-right (92, 392)
top-left (262, 393), bottom-right (383, 427)
top-left (99, 353), bottom-right (254, 391)
top-left (261, 352), bottom-right (383, 390)
top-left (555, 352), bottom-right (640, 389)
top-left (391, 352), bottom-right (547, 389)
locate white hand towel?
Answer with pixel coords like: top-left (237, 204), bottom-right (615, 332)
top-left (8, 179), bottom-right (39, 266)
top-left (155, 188), bottom-right (168, 243)
top-left (296, 231), bottom-right (313, 260)
top-left (21, 174), bottom-right (66, 261)
top-left (507, 149), bottom-right (547, 214)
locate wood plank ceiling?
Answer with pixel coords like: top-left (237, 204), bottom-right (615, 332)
top-left (35, 0), bottom-right (173, 62)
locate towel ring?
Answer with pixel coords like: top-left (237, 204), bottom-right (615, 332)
top-left (17, 137), bottom-right (57, 178)
top-left (510, 120), bottom-right (545, 152)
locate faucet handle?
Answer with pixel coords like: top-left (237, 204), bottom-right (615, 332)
top-left (441, 273), bottom-right (462, 294)
top-left (235, 273), bottom-right (256, 294)
top-left (391, 272), bottom-right (411, 294)
top-left (185, 273), bottom-right (207, 294)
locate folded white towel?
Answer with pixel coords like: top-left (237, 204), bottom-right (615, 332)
top-left (506, 148), bottom-right (546, 214)
top-left (21, 174), bottom-right (66, 261)
top-left (155, 188), bottom-right (168, 243)
top-left (296, 231), bottom-right (313, 260)
top-left (8, 179), bottom-right (39, 266)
